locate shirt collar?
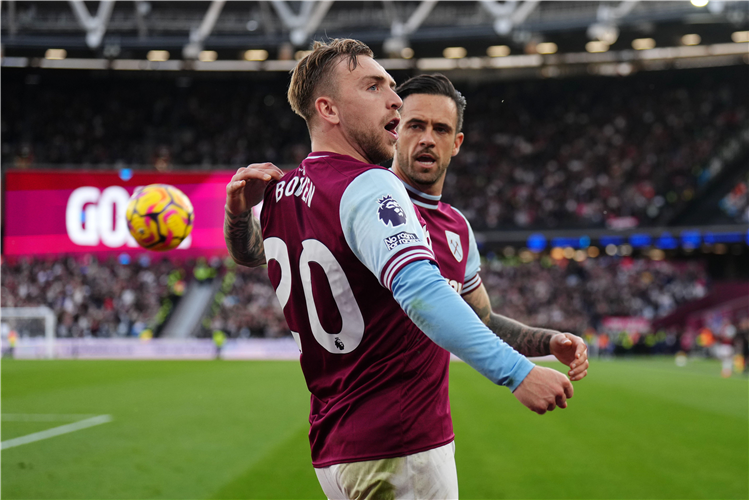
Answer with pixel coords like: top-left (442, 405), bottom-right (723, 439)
top-left (401, 181), bottom-right (441, 210)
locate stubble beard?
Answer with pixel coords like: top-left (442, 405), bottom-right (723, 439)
top-left (396, 148), bottom-right (447, 189)
top-left (350, 124), bottom-right (394, 165)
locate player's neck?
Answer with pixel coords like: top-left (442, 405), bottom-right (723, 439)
top-left (310, 131), bottom-right (372, 165)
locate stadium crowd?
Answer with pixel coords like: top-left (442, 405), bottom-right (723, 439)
top-left (1, 255), bottom-right (178, 337)
top-left (481, 255), bottom-right (707, 334)
top-left (203, 254), bottom-right (707, 340)
top-left (2, 252), bottom-right (707, 341)
top-left (3, 67), bottom-right (746, 230)
top-left (446, 73), bottom-right (746, 230)
top-left (201, 262), bottom-right (289, 339)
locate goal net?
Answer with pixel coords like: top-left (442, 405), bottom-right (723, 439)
top-left (1, 306), bottom-right (56, 358)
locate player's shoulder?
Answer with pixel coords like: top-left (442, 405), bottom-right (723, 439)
top-left (446, 204), bottom-right (472, 228)
top-left (343, 165), bottom-right (409, 197)
top-left (308, 153), bottom-right (393, 180)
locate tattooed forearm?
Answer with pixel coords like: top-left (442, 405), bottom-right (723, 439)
top-left (224, 207), bottom-right (266, 267)
top-left (464, 284), bottom-right (553, 357)
top-left (485, 313), bottom-right (553, 357)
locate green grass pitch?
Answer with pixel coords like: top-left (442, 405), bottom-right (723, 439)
top-left (2, 358), bottom-right (747, 499)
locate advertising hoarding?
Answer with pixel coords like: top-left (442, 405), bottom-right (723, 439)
top-left (3, 170), bottom-right (244, 257)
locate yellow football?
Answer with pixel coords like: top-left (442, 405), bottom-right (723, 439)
top-left (126, 184), bottom-right (194, 251)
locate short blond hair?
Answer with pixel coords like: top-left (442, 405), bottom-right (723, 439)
top-left (287, 38), bottom-right (374, 123)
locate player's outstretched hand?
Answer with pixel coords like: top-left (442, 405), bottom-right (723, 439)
top-left (512, 366), bottom-right (574, 415)
top-left (550, 332), bottom-right (589, 381)
top-left (226, 163), bottom-right (284, 215)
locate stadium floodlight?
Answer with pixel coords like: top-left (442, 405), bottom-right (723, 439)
top-left (681, 34), bottom-right (701, 46)
top-left (690, 0), bottom-right (709, 7)
top-left (487, 45), bottom-right (511, 57)
top-left (45, 49), bottom-right (67, 60)
top-left (147, 50), bottom-right (170, 62)
top-left (244, 50), bottom-right (268, 61)
top-left (443, 47), bottom-right (467, 59)
top-left (632, 38), bottom-right (656, 50)
top-left (732, 31), bottom-right (749, 43)
top-left (199, 51), bottom-right (218, 62)
top-left (586, 41), bottom-right (610, 53)
top-left (536, 42), bottom-right (558, 55)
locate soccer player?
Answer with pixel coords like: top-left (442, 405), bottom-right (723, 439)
top-left (224, 39), bottom-right (572, 499)
top-left (392, 74), bottom-right (589, 381)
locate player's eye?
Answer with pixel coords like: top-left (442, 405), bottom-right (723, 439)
top-left (368, 84), bottom-right (378, 91)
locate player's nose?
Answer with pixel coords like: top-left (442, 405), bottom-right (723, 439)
top-left (387, 87), bottom-right (403, 110)
top-left (420, 128), bottom-right (436, 147)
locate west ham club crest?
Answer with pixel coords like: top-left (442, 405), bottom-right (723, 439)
top-left (445, 230), bottom-right (463, 262)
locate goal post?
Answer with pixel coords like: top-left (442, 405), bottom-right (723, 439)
top-left (1, 306), bottom-right (57, 359)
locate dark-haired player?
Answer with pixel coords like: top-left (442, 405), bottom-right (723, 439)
top-left (224, 39), bottom-right (573, 499)
top-left (393, 74), bottom-right (588, 379)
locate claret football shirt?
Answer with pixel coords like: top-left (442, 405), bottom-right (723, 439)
top-left (260, 152), bottom-right (454, 467)
top-left (402, 183), bottom-right (483, 296)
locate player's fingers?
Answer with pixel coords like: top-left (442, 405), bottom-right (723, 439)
top-left (233, 163), bottom-right (283, 181)
top-left (547, 402), bottom-right (557, 412)
top-left (575, 342), bottom-right (588, 360)
top-left (569, 359), bottom-right (589, 378)
top-left (572, 370), bottom-right (588, 381)
top-left (226, 179), bottom-right (246, 195)
top-left (232, 169), bottom-right (273, 183)
top-left (563, 378), bottom-right (574, 399)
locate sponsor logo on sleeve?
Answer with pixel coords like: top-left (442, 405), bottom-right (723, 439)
top-left (377, 195), bottom-right (407, 227)
top-left (384, 231), bottom-right (420, 250)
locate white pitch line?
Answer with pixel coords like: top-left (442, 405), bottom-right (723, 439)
top-left (1, 415), bottom-right (113, 450)
top-left (2, 414), bottom-right (98, 422)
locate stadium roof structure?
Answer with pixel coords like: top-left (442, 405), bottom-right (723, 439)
top-left (2, 1), bottom-right (747, 58)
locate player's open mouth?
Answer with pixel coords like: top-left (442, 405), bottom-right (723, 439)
top-left (414, 153), bottom-right (437, 167)
top-left (385, 118), bottom-right (400, 140)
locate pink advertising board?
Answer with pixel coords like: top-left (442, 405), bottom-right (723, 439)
top-left (2, 170), bottom-right (249, 257)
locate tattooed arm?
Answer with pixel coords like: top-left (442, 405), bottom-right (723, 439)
top-left (462, 283), bottom-right (589, 381)
top-left (224, 163), bottom-right (284, 268)
top-left (224, 208), bottom-right (266, 267)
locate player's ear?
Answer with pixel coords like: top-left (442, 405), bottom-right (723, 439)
top-left (315, 96), bottom-right (340, 126)
top-left (451, 132), bottom-right (464, 157)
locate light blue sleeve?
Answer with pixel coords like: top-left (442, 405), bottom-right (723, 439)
top-left (392, 259), bottom-right (535, 391)
top-left (340, 169), bottom-right (435, 289)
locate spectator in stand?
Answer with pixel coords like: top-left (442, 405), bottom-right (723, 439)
top-left (206, 264), bottom-right (288, 339)
top-left (1, 255), bottom-right (173, 337)
top-left (3, 68), bottom-right (746, 230)
top-left (205, 254), bottom-right (707, 340)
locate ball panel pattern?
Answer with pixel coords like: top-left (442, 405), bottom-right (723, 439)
top-left (126, 184), bottom-right (195, 251)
